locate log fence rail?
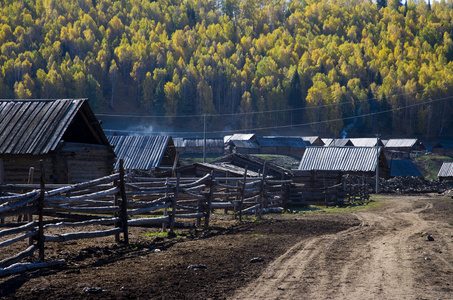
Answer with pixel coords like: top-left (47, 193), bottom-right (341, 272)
top-left (0, 159), bottom-right (367, 277)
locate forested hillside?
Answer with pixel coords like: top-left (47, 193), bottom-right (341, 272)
top-left (1, 0), bottom-right (453, 137)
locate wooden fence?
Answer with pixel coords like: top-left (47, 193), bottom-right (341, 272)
top-left (0, 160), bottom-right (367, 277)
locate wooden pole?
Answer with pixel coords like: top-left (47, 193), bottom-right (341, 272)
top-left (38, 160), bottom-right (45, 261)
top-left (224, 171), bottom-right (229, 214)
top-left (162, 178), bottom-right (169, 232)
top-left (27, 167), bottom-right (34, 245)
top-left (119, 159), bottom-right (129, 244)
top-left (204, 172), bottom-right (214, 227)
top-left (196, 177), bottom-right (201, 227)
top-left (0, 158), bottom-right (4, 185)
top-left (259, 162), bottom-right (267, 219)
top-left (170, 173), bottom-right (179, 233)
top-left (114, 192), bottom-right (120, 243)
top-left (0, 159), bottom-right (3, 225)
top-left (239, 166), bottom-right (247, 222)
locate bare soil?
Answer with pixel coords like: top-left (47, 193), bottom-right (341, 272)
top-left (1, 194), bottom-right (452, 299)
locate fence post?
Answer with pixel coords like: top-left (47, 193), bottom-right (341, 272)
top-left (38, 160), bottom-right (45, 261)
top-left (162, 178), bottom-right (169, 232)
top-left (204, 172), bottom-right (214, 227)
top-left (239, 166), bottom-right (247, 222)
top-left (259, 162), bottom-right (267, 219)
top-left (119, 159), bottom-right (129, 244)
top-left (0, 159), bottom-right (3, 224)
top-left (233, 181), bottom-right (238, 220)
top-left (225, 171), bottom-right (230, 215)
top-left (170, 173), bottom-right (179, 233)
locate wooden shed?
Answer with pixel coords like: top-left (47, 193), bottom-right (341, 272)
top-left (0, 99), bottom-right (115, 184)
top-left (384, 139), bottom-right (426, 158)
top-left (296, 146), bottom-right (390, 185)
top-left (431, 141), bottom-right (453, 156)
top-left (438, 162), bottom-right (453, 182)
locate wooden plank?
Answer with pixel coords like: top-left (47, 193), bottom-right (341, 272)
top-left (129, 216), bottom-right (170, 226)
top-left (0, 221), bottom-right (37, 238)
top-left (0, 231), bottom-right (37, 248)
top-left (44, 228), bottom-right (122, 242)
top-left (127, 201), bottom-right (171, 216)
top-left (0, 245), bottom-right (38, 269)
top-left (44, 202), bottom-right (120, 214)
top-left (45, 173), bottom-right (119, 197)
top-left (43, 218), bottom-right (119, 229)
top-left (0, 259), bottom-right (65, 278)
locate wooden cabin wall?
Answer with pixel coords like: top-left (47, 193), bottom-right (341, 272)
top-left (55, 142), bottom-right (115, 183)
top-left (0, 154), bottom-right (53, 184)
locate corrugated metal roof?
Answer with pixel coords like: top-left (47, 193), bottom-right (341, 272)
top-left (174, 138), bottom-right (223, 148)
top-left (350, 138), bottom-right (382, 147)
top-left (385, 139), bottom-right (418, 148)
top-left (108, 135), bottom-right (171, 170)
top-left (388, 159), bottom-right (423, 177)
top-left (0, 99), bottom-right (85, 155)
top-left (230, 140), bottom-right (260, 149)
top-left (298, 146), bottom-right (381, 172)
top-left (438, 162), bottom-right (453, 177)
top-left (224, 133), bottom-right (255, 143)
top-left (173, 137), bottom-right (184, 147)
top-left (259, 137), bottom-right (307, 148)
top-left (184, 139), bottom-right (224, 147)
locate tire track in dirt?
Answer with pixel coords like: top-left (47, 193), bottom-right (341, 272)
top-left (230, 197), bottom-right (453, 300)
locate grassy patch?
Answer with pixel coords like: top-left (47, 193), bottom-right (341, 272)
top-left (179, 154), bottom-right (223, 166)
top-left (141, 231), bottom-right (184, 238)
top-left (414, 154), bottom-right (453, 180)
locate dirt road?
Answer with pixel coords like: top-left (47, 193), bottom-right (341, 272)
top-left (231, 196), bottom-right (453, 299)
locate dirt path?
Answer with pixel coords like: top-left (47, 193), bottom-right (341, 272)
top-left (231, 196), bottom-right (453, 300)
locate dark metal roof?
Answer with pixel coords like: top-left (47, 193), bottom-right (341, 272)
top-left (438, 162), bottom-right (453, 178)
top-left (432, 141), bottom-right (453, 150)
top-left (259, 137), bottom-right (307, 148)
top-left (298, 146), bottom-right (382, 172)
top-left (388, 159), bottom-right (423, 177)
top-left (0, 99), bottom-right (105, 155)
top-left (108, 135), bottom-right (172, 170)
